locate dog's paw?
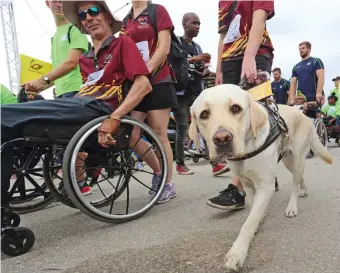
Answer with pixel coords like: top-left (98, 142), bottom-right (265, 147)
top-left (299, 189), bottom-right (308, 197)
top-left (224, 248), bottom-right (246, 272)
top-left (285, 206), bottom-right (298, 217)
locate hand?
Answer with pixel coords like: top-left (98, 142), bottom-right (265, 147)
top-left (193, 53), bottom-right (211, 63)
top-left (302, 102), bottom-right (308, 111)
top-left (202, 68), bottom-right (210, 77)
top-left (97, 117), bottom-right (121, 148)
top-left (241, 55), bottom-right (257, 84)
top-left (316, 92), bottom-right (323, 105)
top-left (215, 71), bottom-right (223, 85)
top-left (25, 78), bottom-right (46, 93)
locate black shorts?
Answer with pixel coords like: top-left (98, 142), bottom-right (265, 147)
top-left (222, 55), bottom-right (272, 85)
top-left (134, 82), bottom-right (178, 112)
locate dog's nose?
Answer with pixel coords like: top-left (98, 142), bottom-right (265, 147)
top-left (213, 129), bottom-right (233, 147)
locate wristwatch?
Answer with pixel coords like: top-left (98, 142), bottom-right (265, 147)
top-left (43, 76), bottom-right (50, 84)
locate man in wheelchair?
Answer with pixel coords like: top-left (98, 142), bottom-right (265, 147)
top-left (1, 0), bottom-right (152, 252)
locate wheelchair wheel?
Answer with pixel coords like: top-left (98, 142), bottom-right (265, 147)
top-left (314, 119), bottom-right (328, 148)
top-left (2, 140), bottom-right (56, 214)
top-left (1, 227), bottom-right (35, 256)
top-left (62, 116), bottom-right (168, 223)
top-left (43, 150), bottom-right (75, 208)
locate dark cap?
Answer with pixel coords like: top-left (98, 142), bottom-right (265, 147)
top-left (332, 76), bottom-right (340, 81)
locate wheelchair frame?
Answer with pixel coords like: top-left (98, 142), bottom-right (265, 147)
top-left (1, 116), bottom-right (168, 256)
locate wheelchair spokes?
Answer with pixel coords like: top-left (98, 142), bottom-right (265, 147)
top-left (8, 143), bottom-right (55, 213)
top-left (62, 116), bottom-right (168, 223)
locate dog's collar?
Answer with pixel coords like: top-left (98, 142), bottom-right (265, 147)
top-left (227, 99), bottom-right (288, 162)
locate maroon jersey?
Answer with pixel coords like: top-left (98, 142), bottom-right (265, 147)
top-left (218, 1), bottom-right (275, 62)
top-left (77, 36), bottom-right (150, 110)
top-left (120, 4), bottom-right (174, 85)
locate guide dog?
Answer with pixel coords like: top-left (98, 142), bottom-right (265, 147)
top-left (189, 84), bottom-right (332, 271)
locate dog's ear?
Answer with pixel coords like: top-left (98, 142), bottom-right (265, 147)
top-left (248, 95), bottom-right (268, 138)
top-left (188, 111), bottom-right (201, 149)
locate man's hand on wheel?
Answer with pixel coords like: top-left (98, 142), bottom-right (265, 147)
top-left (98, 117), bottom-right (121, 148)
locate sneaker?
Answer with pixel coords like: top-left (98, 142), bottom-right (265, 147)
top-left (78, 182), bottom-right (92, 196)
top-left (212, 162), bottom-right (230, 176)
top-left (156, 183), bottom-right (177, 204)
top-left (206, 184), bottom-right (245, 210)
top-left (188, 149), bottom-right (200, 155)
top-left (149, 173), bottom-right (162, 195)
top-left (176, 164), bottom-right (194, 175)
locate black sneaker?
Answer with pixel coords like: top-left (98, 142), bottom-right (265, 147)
top-left (206, 184), bottom-right (246, 210)
top-left (275, 177), bottom-right (279, 192)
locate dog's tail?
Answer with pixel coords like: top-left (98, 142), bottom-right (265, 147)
top-left (310, 127), bottom-right (332, 164)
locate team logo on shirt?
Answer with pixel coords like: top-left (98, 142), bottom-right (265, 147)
top-left (137, 17), bottom-right (150, 29)
top-left (104, 54), bottom-right (112, 64)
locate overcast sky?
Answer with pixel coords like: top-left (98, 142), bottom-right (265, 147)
top-left (0, 0), bottom-right (339, 99)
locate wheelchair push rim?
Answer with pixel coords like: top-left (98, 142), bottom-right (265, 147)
top-left (62, 116), bottom-right (168, 223)
top-left (314, 119), bottom-right (328, 148)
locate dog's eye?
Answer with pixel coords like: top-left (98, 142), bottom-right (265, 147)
top-left (230, 104), bottom-right (242, 114)
top-left (199, 110), bottom-right (210, 120)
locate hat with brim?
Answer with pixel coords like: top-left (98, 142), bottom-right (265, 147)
top-left (62, 1), bottom-right (122, 35)
top-left (332, 76), bottom-right (340, 81)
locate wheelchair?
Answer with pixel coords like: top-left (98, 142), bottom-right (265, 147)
top-left (1, 115), bottom-right (168, 256)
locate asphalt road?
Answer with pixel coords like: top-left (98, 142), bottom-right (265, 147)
top-left (2, 143), bottom-right (340, 273)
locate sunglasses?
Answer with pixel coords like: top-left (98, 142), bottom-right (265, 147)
top-left (77, 6), bottom-right (101, 21)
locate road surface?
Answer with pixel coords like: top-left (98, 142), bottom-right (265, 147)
top-left (2, 143), bottom-right (340, 273)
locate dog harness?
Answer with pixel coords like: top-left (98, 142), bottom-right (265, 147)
top-left (227, 80), bottom-right (289, 162)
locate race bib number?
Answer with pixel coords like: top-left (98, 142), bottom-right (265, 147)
top-left (136, 41), bottom-right (150, 62)
top-left (223, 14), bottom-right (241, 44)
top-left (83, 69), bottom-right (104, 87)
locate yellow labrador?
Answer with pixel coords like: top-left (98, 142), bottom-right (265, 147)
top-left (189, 84), bottom-right (332, 271)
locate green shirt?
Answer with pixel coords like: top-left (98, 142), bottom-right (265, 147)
top-left (329, 87), bottom-right (339, 106)
top-left (321, 104), bottom-right (340, 117)
top-left (0, 84), bottom-right (17, 105)
top-left (51, 23), bottom-right (89, 97)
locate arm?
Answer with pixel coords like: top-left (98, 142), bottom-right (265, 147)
top-left (316, 69), bottom-right (325, 101)
top-left (47, 49), bottom-right (84, 81)
top-left (243, 10), bottom-right (268, 59)
top-left (215, 32), bottom-right (227, 85)
top-left (288, 77), bottom-right (298, 105)
top-left (111, 76), bottom-right (151, 119)
top-left (112, 36), bottom-right (152, 119)
top-left (25, 49), bottom-right (84, 93)
top-left (147, 29), bottom-right (171, 73)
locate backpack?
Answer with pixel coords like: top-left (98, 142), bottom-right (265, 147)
top-left (123, 3), bottom-right (188, 91)
top-left (66, 25), bottom-right (92, 52)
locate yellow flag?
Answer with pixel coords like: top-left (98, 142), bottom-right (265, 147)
top-left (19, 54), bottom-right (52, 85)
top-left (248, 80), bottom-right (273, 101)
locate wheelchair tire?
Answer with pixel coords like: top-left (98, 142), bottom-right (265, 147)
top-left (62, 116), bottom-right (168, 223)
top-left (1, 227), bottom-right (35, 256)
top-left (314, 119), bottom-right (328, 148)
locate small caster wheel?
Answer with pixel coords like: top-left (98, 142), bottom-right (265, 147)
top-left (1, 227), bottom-right (35, 256)
top-left (9, 212), bottom-right (20, 228)
top-left (192, 156), bottom-right (199, 163)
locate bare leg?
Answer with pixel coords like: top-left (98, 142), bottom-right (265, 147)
top-left (147, 108), bottom-right (173, 184)
top-left (232, 176), bottom-right (244, 192)
top-left (129, 111), bottom-right (161, 174)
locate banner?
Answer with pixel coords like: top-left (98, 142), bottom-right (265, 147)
top-left (19, 54), bottom-right (52, 85)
